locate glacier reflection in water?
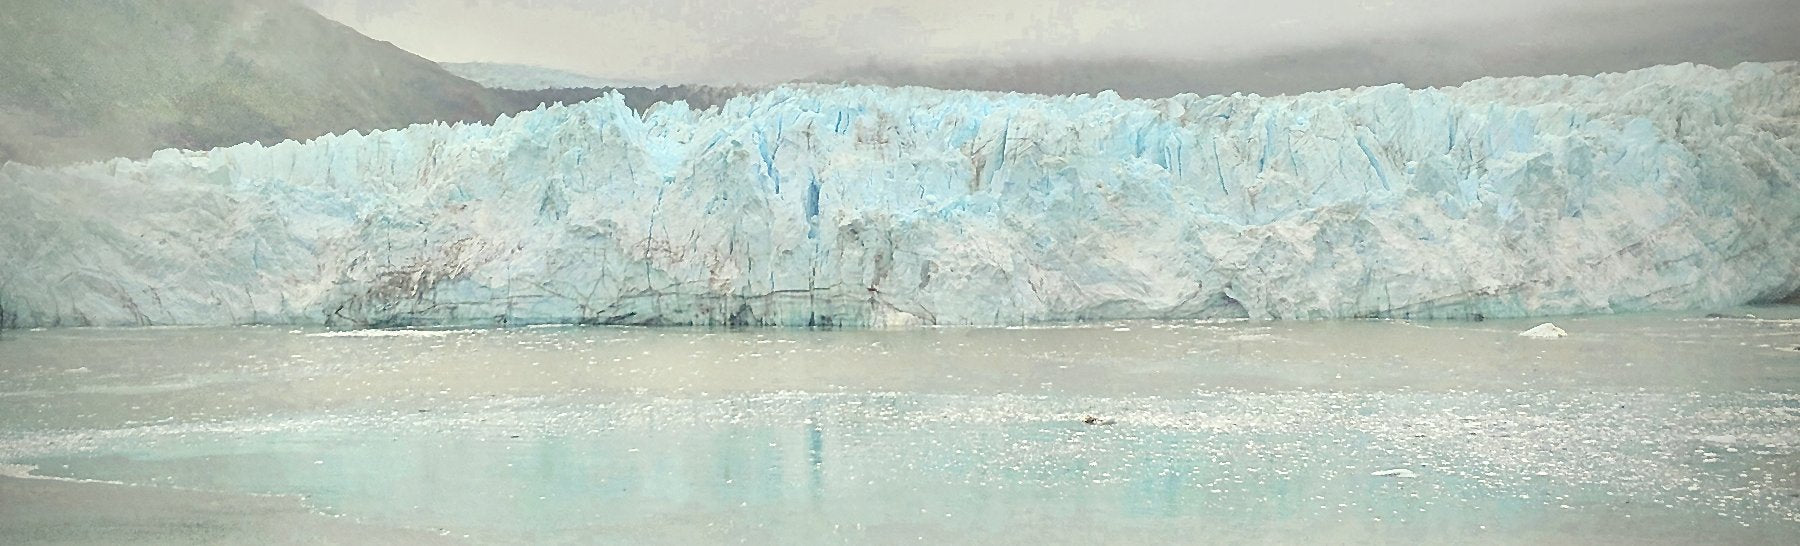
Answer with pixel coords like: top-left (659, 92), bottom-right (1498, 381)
top-left (1, 311), bottom-right (1798, 543)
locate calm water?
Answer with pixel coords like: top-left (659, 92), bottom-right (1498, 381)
top-left (2, 311), bottom-right (1798, 544)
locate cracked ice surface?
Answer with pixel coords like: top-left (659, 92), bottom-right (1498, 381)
top-left (2, 62), bottom-right (1797, 327)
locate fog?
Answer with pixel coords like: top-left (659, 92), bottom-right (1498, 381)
top-left (305, 0), bottom-right (1800, 93)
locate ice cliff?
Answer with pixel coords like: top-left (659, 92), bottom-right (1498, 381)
top-left (1, 62), bottom-right (1797, 328)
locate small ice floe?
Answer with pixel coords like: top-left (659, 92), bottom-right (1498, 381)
top-left (1371, 468), bottom-right (1419, 478)
top-left (1518, 323), bottom-right (1567, 339)
top-left (0, 463), bottom-right (38, 479)
top-left (1703, 435), bottom-right (1737, 445)
top-left (1082, 416), bottom-right (1116, 426)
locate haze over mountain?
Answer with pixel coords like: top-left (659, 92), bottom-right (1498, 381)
top-left (6, 0), bottom-right (1795, 167)
top-left (0, 0), bottom-right (608, 166)
top-left (309, 0), bottom-right (1800, 97)
top-left (441, 62), bottom-right (660, 91)
top-left (810, 0), bottom-right (1800, 97)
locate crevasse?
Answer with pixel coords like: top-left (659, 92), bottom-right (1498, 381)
top-left (1, 62), bottom-right (1796, 328)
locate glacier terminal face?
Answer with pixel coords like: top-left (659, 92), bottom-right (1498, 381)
top-left (1, 62), bottom-right (1797, 328)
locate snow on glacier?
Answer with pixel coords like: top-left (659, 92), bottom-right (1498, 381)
top-left (0, 62), bottom-right (1796, 328)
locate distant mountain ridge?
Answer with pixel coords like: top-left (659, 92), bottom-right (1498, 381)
top-left (441, 62), bottom-right (660, 91)
top-left (0, 0), bottom-right (609, 166)
top-left (809, 0), bottom-right (1800, 98)
top-left (442, 62), bottom-right (763, 114)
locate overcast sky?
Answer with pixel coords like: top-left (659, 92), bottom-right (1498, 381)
top-left (304, 0), bottom-right (1800, 91)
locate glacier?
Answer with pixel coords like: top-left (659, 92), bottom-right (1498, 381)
top-left (0, 62), bottom-right (1797, 329)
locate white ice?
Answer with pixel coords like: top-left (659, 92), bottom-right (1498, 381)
top-left (1, 63), bottom-right (1796, 328)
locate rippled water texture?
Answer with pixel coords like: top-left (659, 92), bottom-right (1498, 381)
top-left (2, 310), bottom-right (1798, 544)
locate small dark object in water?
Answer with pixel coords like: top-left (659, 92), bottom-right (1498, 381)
top-left (1083, 416), bottom-right (1115, 426)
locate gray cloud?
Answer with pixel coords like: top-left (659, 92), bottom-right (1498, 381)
top-left (304, 0), bottom-right (1800, 92)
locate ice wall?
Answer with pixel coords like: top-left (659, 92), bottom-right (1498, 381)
top-left (1, 62), bottom-right (1797, 328)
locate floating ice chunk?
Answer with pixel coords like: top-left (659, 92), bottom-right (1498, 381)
top-left (1705, 313), bottom-right (1757, 319)
top-left (1371, 468), bottom-right (1419, 478)
top-left (1518, 323), bottom-right (1568, 339)
top-left (0, 463), bottom-right (37, 479)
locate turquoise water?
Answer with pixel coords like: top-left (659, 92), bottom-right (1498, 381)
top-left (2, 312), bottom-right (1798, 543)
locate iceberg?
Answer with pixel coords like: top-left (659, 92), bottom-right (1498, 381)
top-left (1518, 323), bottom-right (1569, 339)
top-left (1, 62), bottom-right (1797, 328)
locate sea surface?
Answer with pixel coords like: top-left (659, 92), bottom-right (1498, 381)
top-left (2, 309), bottom-right (1798, 544)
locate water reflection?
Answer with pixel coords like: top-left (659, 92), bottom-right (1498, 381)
top-left (1, 310), bottom-right (1797, 542)
top-left (15, 385), bottom-right (1800, 543)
